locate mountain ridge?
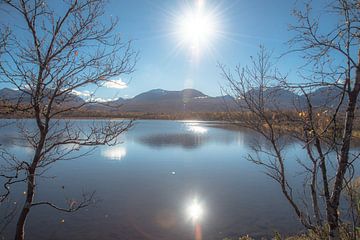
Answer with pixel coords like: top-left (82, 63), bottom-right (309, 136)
top-left (1, 87), bottom-right (358, 114)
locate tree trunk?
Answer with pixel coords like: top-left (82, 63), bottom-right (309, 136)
top-left (14, 170), bottom-right (35, 240)
top-left (327, 51), bottom-right (360, 240)
top-left (14, 97), bottom-right (47, 240)
top-left (327, 205), bottom-right (340, 240)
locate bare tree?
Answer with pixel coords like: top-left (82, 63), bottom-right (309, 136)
top-left (0, 0), bottom-right (136, 240)
top-left (0, 27), bottom-right (9, 52)
top-left (221, 0), bottom-right (359, 239)
top-left (220, 47), bottom-right (320, 230)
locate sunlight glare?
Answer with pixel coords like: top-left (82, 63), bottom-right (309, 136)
top-left (176, 0), bottom-right (218, 55)
top-left (187, 198), bottom-right (204, 222)
top-left (186, 122), bottom-right (208, 134)
top-left (188, 125), bottom-right (207, 134)
top-left (101, 146), bottom-right (127, 160)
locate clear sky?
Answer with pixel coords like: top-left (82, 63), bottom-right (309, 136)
top-left (0, 0), bottom-right (331, 101)
top-left (107, 0), bottom-right (298, 99)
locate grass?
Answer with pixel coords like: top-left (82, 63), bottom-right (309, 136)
top-left (222, 225), bottom-right (359, 240)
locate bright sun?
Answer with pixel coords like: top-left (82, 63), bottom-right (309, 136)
top-left (176, 1), bottom-right (218, 54)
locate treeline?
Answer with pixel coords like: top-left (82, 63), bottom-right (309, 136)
top-left (56, 109), bottom-right (233, 121)
top-left (0, 103), bottom-right (231, 120)
top-left (1, 103), bottom-right (359, 136)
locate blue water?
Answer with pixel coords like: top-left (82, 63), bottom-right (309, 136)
top-left (0, 120), bottom-right (308, 239)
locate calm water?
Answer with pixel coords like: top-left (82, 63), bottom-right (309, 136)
top-left (1, 120), bottom-right (308, 240)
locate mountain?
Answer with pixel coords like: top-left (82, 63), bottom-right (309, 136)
top-left (1, 86), bottom-right (359, 114)
top-left (308, 86), bottom-right (347, 108)
top-left (132, 89), bottom-right (205, 101)
top-left (109, 89), bottom-right (236, 113)
top-left (0, 88), bottom-right (85, 106)
top-left (111, 97), bottom-right (125, 105)
top-left (0, 88), bottom-right (31, 103)
top-left (245, 87), bottom-right (303, 109)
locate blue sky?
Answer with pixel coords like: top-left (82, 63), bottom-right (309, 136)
top-left (107, 0), bottom-right (299, 99)
top-left (0, 0), bottom-right (331, 100)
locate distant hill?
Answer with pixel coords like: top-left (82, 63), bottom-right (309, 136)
top-left (0, 88), bottom-right (85, 106)
top-left (131, 88), bottom-right (205, 101)
top-left (107, 89), bottom-right (235, 113)
top-left (308, 86), bottom-right (348, 108)
top-left (0, 88), bottom-right (31, 103)
top-left (245, 87), bottom-right (304, 109)
top-left (1, 86), bottom-right (359, 114)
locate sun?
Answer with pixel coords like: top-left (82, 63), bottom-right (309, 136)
top-left (176, 1), bottom-right (218, 55)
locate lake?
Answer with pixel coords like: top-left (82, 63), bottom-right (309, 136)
top-left (1, 119), bottom-right (308, 240)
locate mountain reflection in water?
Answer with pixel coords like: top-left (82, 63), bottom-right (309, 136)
top-left (138, 133), bottom-right (208, 149)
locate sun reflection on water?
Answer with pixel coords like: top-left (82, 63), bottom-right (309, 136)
top-left (101, 146), bottom-right (127, 160)
top-left (186, 122), bottom-right (208, 134)
top-left (186, 197), bottom-right (205, 240)
top-left (187, 198), bottom-right (204, 222)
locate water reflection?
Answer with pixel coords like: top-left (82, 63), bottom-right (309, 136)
top-left (135, 121), bottom-right (248, 149)
top-left (186, 122), bottom-right (208, 134)
top-left (0, 120), bottom-right (307, 239)
top-left (187, 198), bottom-right (204, 223)
top-left (138, 133), bottom-right (207, 149)
top-left (101, 146), bottom-right (127, 160)
top-left (10, 145), bottom-right (34, 154)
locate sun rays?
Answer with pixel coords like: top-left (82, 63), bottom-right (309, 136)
top-left (175, 1), bottom-right (218, 57)
top-left (167, 0), bottom-right (225, 61)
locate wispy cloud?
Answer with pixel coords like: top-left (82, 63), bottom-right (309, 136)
top-left (102, 79), bottom-right (128, 89)
top-left (72, 89), bottom-right (91, 97)
top-left (89, 97), bottom-right (118, 103)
